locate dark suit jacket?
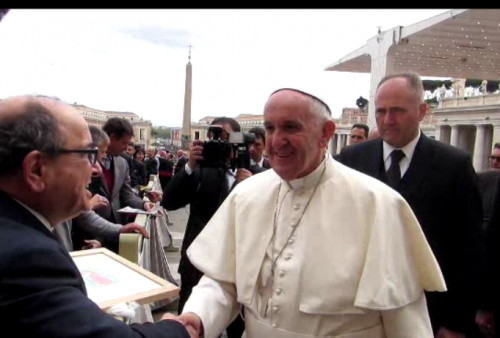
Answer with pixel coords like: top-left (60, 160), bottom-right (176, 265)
top-left (483, 173), bottom-right (500, 314)
top-left (0, 191), bottom-right (189, 338)
top-left (133, 159), bottom-right (148, 186)
top-left (174, 157), bottom-right (188, 175)
top-left (476, 170), bottom-right (500, 230)
top-left (88, 156), bottom-right (145, 225)
top-left (262, 157), bottom-right (271, 170)
top-left (335, 133), bottom-right (483, 333)
top-left (145, 157), bottom-right (159, 177)
top-left (121, 152), bottom-right (139, 189)
top-left (162, 164), bottom-right (263, 275)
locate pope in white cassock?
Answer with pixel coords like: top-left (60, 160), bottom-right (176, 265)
top-left (176, 88), bottom-right (447, 338)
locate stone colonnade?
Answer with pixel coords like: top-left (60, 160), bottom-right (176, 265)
top-left (435, 123), bottom-right (500, 172)
top-left (328, 132), bottom-right (352, 155)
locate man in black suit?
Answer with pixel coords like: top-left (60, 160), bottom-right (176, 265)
top-left (149, 117), bottom-right (264, 338)
top-left (0, 95), bottom-right (192, 338)
top-left (174, 150), bottom-right (188, 175)
top-left (248, 126), bottom-right (272, 170)
top-left (335, 72), bottom-right (483, 338)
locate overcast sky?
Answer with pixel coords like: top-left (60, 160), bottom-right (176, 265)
top-left (0, 9), bottom-right (449, 127)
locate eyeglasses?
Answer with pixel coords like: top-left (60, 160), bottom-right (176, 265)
top-left (489, 156), bottom-right (500, 162)
top-left (52, 148), bottom-right (99, 165)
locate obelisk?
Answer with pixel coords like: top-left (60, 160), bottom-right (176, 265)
top-left (181, 45), bottom-right (193, 150)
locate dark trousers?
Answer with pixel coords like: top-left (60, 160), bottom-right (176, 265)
top-left (178, 265), bottom-right (244, 338)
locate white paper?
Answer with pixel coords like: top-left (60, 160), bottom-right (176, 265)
top-left (74, 254), bottom-right (162, 304)
top-left (117, 206), bottom-right (159, 215)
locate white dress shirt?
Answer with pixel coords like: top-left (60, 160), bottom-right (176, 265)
top-left (382, 130), bottom-right (421, 178)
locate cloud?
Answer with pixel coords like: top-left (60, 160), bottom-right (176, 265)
top-left (115, 24), bottom-right (195, 49)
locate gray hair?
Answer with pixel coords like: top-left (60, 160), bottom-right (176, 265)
top-left (308, 97), bottom-right (331, 126)
top-left (89, 125), bottom-right (109, 147)
top-left (0, 99), bottom-right (63, 176)
top-left (265, 89), bottom-right (332, 126)
top-left (377, 72), bottom-right (425, 104)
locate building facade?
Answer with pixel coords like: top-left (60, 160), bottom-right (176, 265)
top-left (72, 104), bottom-right (153, 148)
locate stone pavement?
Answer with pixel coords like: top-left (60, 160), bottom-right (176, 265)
top-left (164, 205), bottom-right (190, 286)
top-left (151, 206), bottom-right (230, 338)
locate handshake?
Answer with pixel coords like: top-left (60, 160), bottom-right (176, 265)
top-left (162, 312), bottom-right (204, 338)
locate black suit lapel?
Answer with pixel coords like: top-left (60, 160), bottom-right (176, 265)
top-left (0, 191), bottom-right (88, 294)
top-left (364, 139), bottom-right (386, 181)
top-left (263, 158), bottom-right (272, 170)
top-left (399, 134), bottom-right (434, 198)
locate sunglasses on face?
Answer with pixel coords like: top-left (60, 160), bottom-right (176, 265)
top-left (489, 156), bottom-right (500, 162)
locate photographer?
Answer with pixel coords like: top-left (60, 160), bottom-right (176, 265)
top-left (149, 117), bottom-right (263, 338)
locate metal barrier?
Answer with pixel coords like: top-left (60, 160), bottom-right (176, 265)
top-left (118, 175), bottom-right (179, 323)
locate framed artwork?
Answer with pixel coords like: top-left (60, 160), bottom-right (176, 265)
top-left (70, 248), bottom-right (179, 310)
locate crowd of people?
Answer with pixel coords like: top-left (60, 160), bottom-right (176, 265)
top-left (1, 72), bottom-right (500, 338)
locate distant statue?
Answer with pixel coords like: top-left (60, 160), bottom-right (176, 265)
top-left (480, 80), bottom-right (488, 95)
top-left (356, 96), bottom-right (369, 112)
top-left (438, 84), bottom-right (447, 101)
top-left (452, 79), bottom-right (464, 97)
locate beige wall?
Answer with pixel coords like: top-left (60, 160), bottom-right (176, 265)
top-left (73, 104), bottom-right (152, 147)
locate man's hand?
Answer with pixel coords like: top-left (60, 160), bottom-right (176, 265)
top-left (161, 313), bottom-right (201, 338)
top-left (144, 201), bottom-right (163, 215)
top-left (119, 223), bottom-right (149, 239)
top-left (435, 327), bottom-right (466, 338)
top-left (188, 140), bottom-right (204, 170)
top-left (476, 309), bottom-right (495, 338)
top-left (146, 191), bottom-right (163, 203)
top-left (89, 194), bottom-right (109, 211)
top-left (236, 168), bottom-right (252, 183)
top-left (82, 239), bottom-right (102, 250)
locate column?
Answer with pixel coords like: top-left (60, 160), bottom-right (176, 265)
top-left (484, 125), bottom-right (493, 159)
top-left (492, 125), bottom-right (500, 151)
top-left (473, 125), bottom-right (487, 172)
top-left (367, 31), bottom-right (396, 129)
top-left (181, 58), bottom-right (193, 150)
top-left (346, 133), bottom-right (351, 146)
top-left (328, 135), bottom-right (336, 155)
top-left (336, 134), bottom-right (342, 154)
top-left (434, 125), bottom-right (442, 142)
top-left (450, 125), bottom-right (459, 147)
top-left (440, 125), bottom-right (451, 144)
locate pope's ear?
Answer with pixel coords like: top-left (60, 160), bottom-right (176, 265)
top-left (23, 150), bottom-right (47, 193)
top-left (321, 120), bottom-right (336, 147)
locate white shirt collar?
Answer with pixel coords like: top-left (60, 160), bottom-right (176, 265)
top-left (257, 157), bottom-right (264, 167)
top-left (288, 152), bottom-right (329, 190)
top-left (383, 130), bottom-right (421, 164)
top-left (11, 197), bottom-right (54, 232)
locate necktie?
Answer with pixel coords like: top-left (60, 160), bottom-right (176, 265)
top-left (103, 156), bottom-right (112, 170)
top-left (386, 149), bottom-right (405, 190)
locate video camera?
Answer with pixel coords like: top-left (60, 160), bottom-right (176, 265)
top-left (199, 125), bottom-right (256, 170)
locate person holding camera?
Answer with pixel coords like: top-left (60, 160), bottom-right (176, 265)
top-left (148, 117), bottom-right (263, 338)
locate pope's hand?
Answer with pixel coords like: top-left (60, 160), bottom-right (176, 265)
top-left (146, 191), bottom-right (163, 203)
top-left (161, 312), bottom-right (201, 338)
top-left (179, 312), bottom-right (203, 338)
top-left (435, 327), bottom-right (465, 338)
